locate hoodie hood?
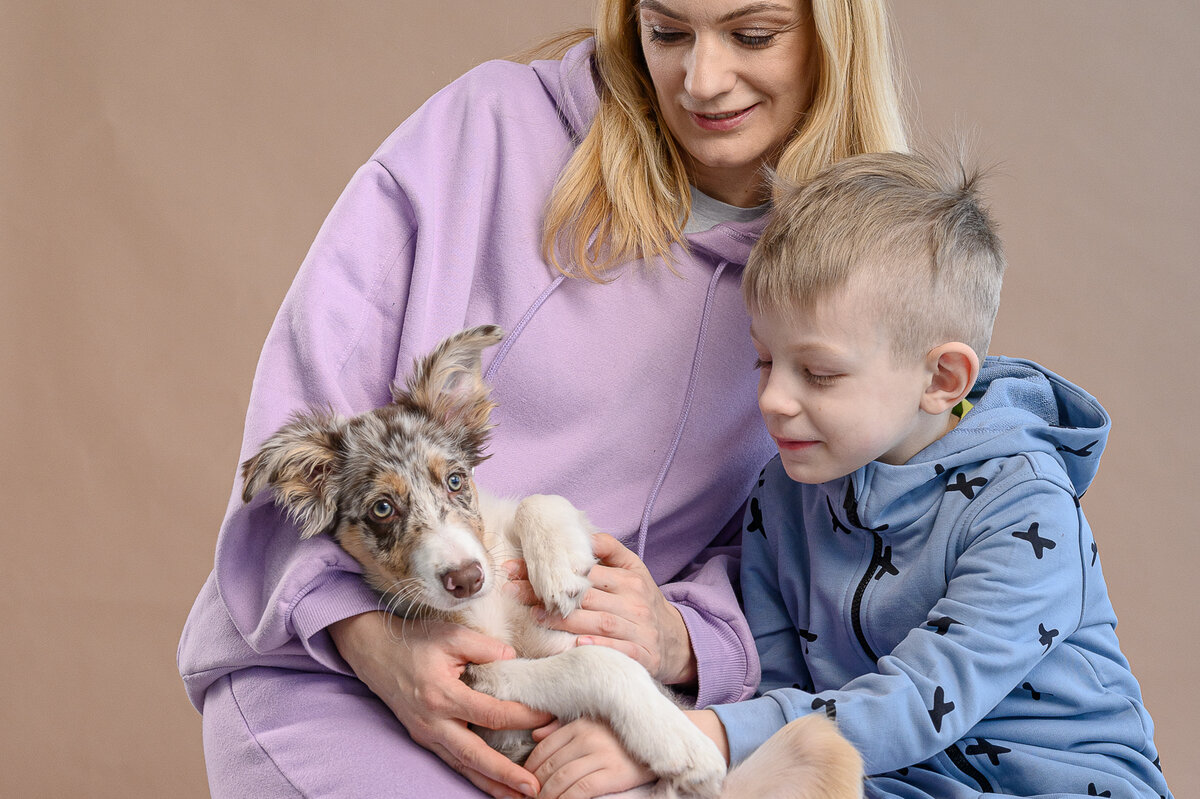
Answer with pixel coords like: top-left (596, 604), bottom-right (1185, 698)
top-left (531, 39), bottom-right (765, 269)
top-left (851, 357), bottom-right (1111, 531)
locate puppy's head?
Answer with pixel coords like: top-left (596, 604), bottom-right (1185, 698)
top-left (241, 325), bottom-right (505, 614)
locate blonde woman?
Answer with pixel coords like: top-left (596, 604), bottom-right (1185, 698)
top-left (179, 1), bottom-right (906, 797)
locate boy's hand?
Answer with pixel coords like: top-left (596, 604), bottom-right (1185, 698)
top-left (524, 718), bottom-right (654, 799)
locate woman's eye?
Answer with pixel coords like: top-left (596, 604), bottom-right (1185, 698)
top-left (646, 25), bottom-right (687, 44)
top-left (733, 31), bottom-right (776, 48)
top-left (753, 357), bottom-right (772, 371)
top-left (447, 473), bottom-right (464, 492)
top-left (370, 500), bottom-right (395, 520)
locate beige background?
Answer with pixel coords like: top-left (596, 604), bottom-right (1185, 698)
top-left (2, 1), bottom-right (1195, 796)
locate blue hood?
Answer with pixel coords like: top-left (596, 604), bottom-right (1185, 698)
top-left (850, 357), bottom-right (1111, 531)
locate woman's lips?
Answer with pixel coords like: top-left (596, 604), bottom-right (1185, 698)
top-left (689, 104), bottom-right (757, 132)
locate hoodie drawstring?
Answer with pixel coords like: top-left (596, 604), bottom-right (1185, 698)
top-left (635, 260), bottom-right (729, 559)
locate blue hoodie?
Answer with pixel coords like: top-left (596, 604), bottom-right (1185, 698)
top-left (713, 357), bottom-right (1171, 798)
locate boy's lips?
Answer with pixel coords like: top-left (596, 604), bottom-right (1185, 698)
top-left (689, 104), bottom-right (757, 131)
top-left (774, 436), bottom-right (818, 451)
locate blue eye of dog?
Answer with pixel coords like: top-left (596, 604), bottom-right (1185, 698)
top-left (370, 500), bottom-right (395, 520)
top-left (447, 473), bottom-right (464, 492)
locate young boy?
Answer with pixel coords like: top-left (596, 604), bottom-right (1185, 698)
top-left (526, 151), bottom-right (1171, 799)
top-left (700, 151), bottom-right (1172, 798)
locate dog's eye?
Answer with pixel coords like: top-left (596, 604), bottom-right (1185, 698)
top-left (446, 473), bottom-right (465, 492)
top-left (370, 500), bottom-right (396, 520)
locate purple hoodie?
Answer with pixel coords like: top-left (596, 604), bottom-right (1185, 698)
top-left (178, 40), bottom-right (775, 711)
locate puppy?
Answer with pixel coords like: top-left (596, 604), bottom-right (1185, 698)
top-left (242, 325), bottom-right (862, 799)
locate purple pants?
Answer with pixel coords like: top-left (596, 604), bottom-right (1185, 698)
top-left (202, 666), bottom-right (653, 798)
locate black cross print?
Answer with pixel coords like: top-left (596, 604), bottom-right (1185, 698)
top-left (1021, 682), bottom-right (1052, 701)
top-left (1013, 522), bottom-right (1056, 559)
top-left (1091, 541), bottom-right (1098, 566)
top-left (841, 483), bottom-right (888, 533)
top-left (872, 545), bottom-right (898, 581)
top-left (1039, 623), bottom-right (1060, 652)
top-left (965, 738), bottom-right (1011, 766)
top-left (928, 686), bottom-right (955, 733)
top-left (827, 496), bottom-right (852, 535)
top-left (1087, 784), bottom-right (1111, 797)
top-left (811, 697), bottom-right (837, 719)
top-left (797, 628), bottom-right (818, 653)
top-left (926, 616), bottom-right (961, 636)
top-left (1058, 440), bottom-right (1098, 458)
top-left (757, 467), bottom-right (766, 487)
top-left (747, 497), bottom-right (764, 536)
top-left (945, 472), bottom-right (988, 499)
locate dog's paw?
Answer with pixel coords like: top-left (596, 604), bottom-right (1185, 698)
top-left (530, 567), bottom-right (592, 619)
top-left (643, 720), bottom-right (726, 799)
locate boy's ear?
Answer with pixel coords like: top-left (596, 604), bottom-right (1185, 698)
top-left (920, 342), bottom-right (980, 415)
top-left (241, 411), bottom-right (347, 539)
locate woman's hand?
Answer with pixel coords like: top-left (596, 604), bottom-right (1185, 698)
top-left (329, 611), bottom-right (552, 799)
top-left (524, 718), bottom-right (654, 799)
top-left (507, 533), bottom-right (697, 686)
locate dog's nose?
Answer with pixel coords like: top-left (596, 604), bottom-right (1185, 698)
top-left (441, 561), bottom-right (484, 599)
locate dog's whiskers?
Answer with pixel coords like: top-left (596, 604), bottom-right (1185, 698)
top-left (379, 578), bottom-right (430, 648)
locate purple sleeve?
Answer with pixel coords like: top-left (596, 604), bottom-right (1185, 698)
top-left (661, 505), bottom-right (762, 707)
top-left (212, 159), bottom-right (420, 673)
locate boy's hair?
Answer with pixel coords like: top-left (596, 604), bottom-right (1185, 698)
top-left (743, 149), bottom-right (1007, 360)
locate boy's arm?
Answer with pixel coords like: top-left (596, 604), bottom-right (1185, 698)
top-left (715, 478), bottom-right (1088, 774)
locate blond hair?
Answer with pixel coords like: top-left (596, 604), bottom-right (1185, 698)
top-left (523, 0), bottom-right (908, 281)
top-left (743, 149), bottom-right (1006, 360)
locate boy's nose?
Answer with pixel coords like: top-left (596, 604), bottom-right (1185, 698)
top-left (759, 377), bottom-right (801, 418)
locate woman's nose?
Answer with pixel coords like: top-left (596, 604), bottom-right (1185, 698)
top-left (684, 37), bottom-right (737, 102)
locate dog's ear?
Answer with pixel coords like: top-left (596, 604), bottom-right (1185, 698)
top-left (396, 325), bottom-right (504, 443)
top-left (240, 411), bottom-right (348, 539)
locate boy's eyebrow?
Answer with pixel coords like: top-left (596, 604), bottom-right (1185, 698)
top-left (749, 327), bottom-right (847, 359)
top-left (638, 0), bottom-right (797, 24)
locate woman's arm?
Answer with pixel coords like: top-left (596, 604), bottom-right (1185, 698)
top-left (330, 612), bottom-right (551, 798)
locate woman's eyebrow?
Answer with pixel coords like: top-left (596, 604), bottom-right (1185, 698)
top-left (637, 0), bottom-right (795, 24)
top-left (716, 2), bottom-right (796, 24)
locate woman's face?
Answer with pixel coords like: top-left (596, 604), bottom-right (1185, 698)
top-left (637, 0), bottom-right (818, 207)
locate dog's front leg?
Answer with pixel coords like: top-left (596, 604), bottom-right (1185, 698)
top-left (467, 647), bottom-right (726, 799)
top-left (512, 494), bottom-right (597, 618)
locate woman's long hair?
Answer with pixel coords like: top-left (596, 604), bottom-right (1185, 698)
top-left (521, 0), bottom-right (908, 281)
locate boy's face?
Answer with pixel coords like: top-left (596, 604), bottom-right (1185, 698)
top-left (750, 286), bottom-right (939, 484)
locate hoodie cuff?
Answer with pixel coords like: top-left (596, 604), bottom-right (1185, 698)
top-left (289, 570), bottom-right (384, 675)
top-left (671, 600), bottom-right (755, 708)
top-left (710, 695), bottom-right (793, 765)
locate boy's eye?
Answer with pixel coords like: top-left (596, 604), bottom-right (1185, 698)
top-left (446, 473), bottom-right (465, 492)
top-left (753, 357), bottom-right (771, 370)
top-left (804, 370), bottom-right (840, 387)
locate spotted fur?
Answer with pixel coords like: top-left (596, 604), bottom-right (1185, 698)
top-left (241, 324), bottom-right (862, 799)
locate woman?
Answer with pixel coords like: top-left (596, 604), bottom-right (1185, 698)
top-left (178, 1), bottom-right (906, 797)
